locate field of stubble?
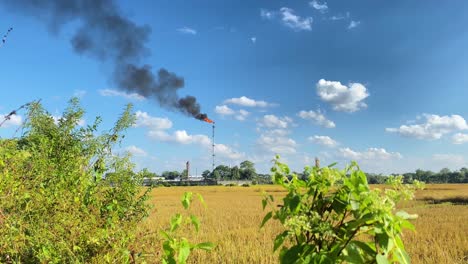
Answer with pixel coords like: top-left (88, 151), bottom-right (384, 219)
top-left (136, 184), bottom-right (468, 264)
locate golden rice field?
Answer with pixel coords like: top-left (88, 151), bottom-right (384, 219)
top-left (135, 184), bottom-right (468, 264)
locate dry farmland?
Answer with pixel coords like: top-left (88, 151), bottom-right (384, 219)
top-left (135, 184), bottom-right (468, 264)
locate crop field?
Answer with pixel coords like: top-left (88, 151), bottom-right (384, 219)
top-left (136, 184), bottom-right (468, 264)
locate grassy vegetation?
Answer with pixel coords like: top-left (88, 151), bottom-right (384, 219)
top-left (136, 184), bottom-right (468, 263)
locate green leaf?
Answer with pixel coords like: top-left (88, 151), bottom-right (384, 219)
top-left (196, 193), bottom-right (207, 208)
top-left (181, 192), bottom-right (193, 210)
top-left (193, 242), bottom-right (215, 251)
top-left (178, 239), bottom-right (191, 264)
top-left (260, 211), bottom-right (273, 228)
top-left (396, 211), bottom-right (418, 220)
top-left (288, 195), bottom-right (301, 212)
top-left (273, 231), bottom-right (288, 252)
top-left (376, 254), bottom-right (389, 264)
top-left (190, 214), bottom-right (200, 232)
top-left (262, 198), bottom-right (267, 210)
top-left (400, 219), bottom-right (415, 231)
top-left (350, 241), bottom-right (376, 257)
top-left (170, 213), bottom-right (183, 232)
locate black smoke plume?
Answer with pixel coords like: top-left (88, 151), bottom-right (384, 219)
top-left (1, 0), bottom-right (208, 120)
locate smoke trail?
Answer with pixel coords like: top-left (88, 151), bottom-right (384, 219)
top-left (1, 0), bottom-right (208, 120)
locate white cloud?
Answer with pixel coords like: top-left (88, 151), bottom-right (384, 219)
top-left (215, 144), bottom-right (245, 160)
top-left (125, 145), bottom-right (148, 157)
top-left (298, 110), bottom-right (335, 128)
top-left (177, 27), bottom-right (197, 35)
top-left (339, 147), bottom-right (402, 161)
top-left (0, 114), bottom-right (22, 128)
top-left (259, 114), bottom-right (292, 129)
top-left (251, 37), bottom-right (257, 44)
top-left (214, 105), bottom-right (250, 121)
top-left (135, 111), bottom-right (173, 130)
top-left (260, 9), bottom-right (275, 20)
top-left (309, 1), bottom-right (328, 13)
top-left (235, 109), bottom-right (250, 121)
top-left (316, 79), bottom-right (369, 112)
top-left (386, 114), bottom-right (468, 140)
top-left (215, 105), bottom-right (235, 115)
top-left (348, 20), bottom-right (361, 29)
top-left (309, 135), bottom-right (338, 147)
top-left (149, 129), bottom-right (244, 160)
top-left (257, 134), bottom-right (297, 155)
top-left (261, 7), bottom-right (313, 31)
top-left (452, 133), bottom-right (468, 144)
top-left (224, 96), bottom-right (272, 107)
top-left (150, 130), bottom-right (211, 146)
top-left (99, 89), bottom-right (145, 101)
top-left (280, 7), bottom-right (313, 31)
top-left (330, 15), bottom-right (346, 21)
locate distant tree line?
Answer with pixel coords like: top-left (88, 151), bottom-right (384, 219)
top-left (366, 168), bottom-right (468, 184)
top-left (140, 160), bottom-right (468, 185)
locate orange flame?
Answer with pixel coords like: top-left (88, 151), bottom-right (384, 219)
top-left (203, 117), bottom-right (214, 123)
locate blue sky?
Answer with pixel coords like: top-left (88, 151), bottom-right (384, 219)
top-left (1, 0), bottom-right (468, 174)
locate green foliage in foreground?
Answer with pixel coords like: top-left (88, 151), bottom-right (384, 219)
top-left (0, 99), bottom-right (151, 263)
top-left (160, 192), bottom-right (215, 264)
top-left (262, 156), bottom-right (423, 264)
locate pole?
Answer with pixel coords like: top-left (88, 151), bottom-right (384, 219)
top-left (212, 122), bottom-right (215, 172)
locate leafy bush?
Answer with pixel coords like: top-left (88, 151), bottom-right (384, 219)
top-left (262, 156), bottom-right (422, 264)
top-left (241, 183), bottom-right (250, 187)
top-left (0, 99), bottom-right (150, 263)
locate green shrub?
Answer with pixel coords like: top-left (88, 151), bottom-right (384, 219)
top-left (241, 183), bottom-right (250, 187)
top-left (261, 156), bottom-right (422, 264)
top-left (0, 99), bottom-right (150, 263)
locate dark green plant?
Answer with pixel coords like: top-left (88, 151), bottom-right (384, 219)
top-left (0, 98), bottom-right (151, 263)
top-left (261, 156), bottom-right (423, 264)
top-left (160, 192), bottom-right (214, 264)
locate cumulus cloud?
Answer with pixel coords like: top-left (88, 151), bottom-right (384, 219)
top-left (339, 147), bottom-right (402, 161)
top-left (99, 89), bottom-right (145, 101)
top-left (316, 79), bottom-right (369, 112)
top-left (257, 134), bottom-right (297, 154)
top-left (251, 37), bottom-right (257, 44)
top-left (298, 110), bottom-right (335, 128)
top-left (150, 130), bottom-right (211, 145)
top-left (452, 133), bottom-right (468, 144)
top-left (348, 20), bottom-right (361, 29)
top-left (309, 135), bottom-right (338, 147)
top-left (309, 1), bottom-right (328, 13)
top-left (386, 114), bottom-right (468, 140)
top-left (258, 114), bottom-right (293, 129)
top-left (150, 129), bottom-right (244, 160)
top-left (177, 27), bottom-right (197, 35)
top-left (215, 105), bottom-right (235, 115)
top-left (223, 96), bottom-right (272, 107)
top-left (125, 145), bottom-right (148, 157)
top-left (135, 111), bottom-right (173, 131)
top-left (260, 7), bottom-right (313, 31)
top-left (214, 105), bottom-right (249, 121)
top-left (280, 7), bottom-right (313, 31)
top-left (0, 114), bottom-right (22, 128)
